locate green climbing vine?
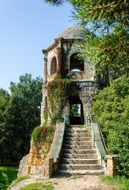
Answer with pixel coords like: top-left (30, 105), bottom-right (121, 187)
top-left (47, 75), bottom-right (70, 123)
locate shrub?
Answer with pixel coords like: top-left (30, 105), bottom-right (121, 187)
top-left (93, 75), bottom-right (129, 177)
top-left (31, 126), bottom-right (54, 145)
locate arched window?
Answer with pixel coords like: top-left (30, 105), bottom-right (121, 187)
top-left (50, 57), bottom-right (57, 75)
top-left (70, 53), bottom-right (84, 71)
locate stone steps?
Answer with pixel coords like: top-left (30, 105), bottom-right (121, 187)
top-left (59, 164), bottom-right (101, 170)
top-left (64, 133), bottom-right (92, 138)
top-left (60, 158), bottom-right (99, 164)
top-left (63, 145), bottom-right (94, 149)
top-left (65, 128), bottom-right (91, 133)
top-left (57, 125), bottom-right (103, 176)
top-left (58, 169), bottom-right (104, 175)
top-left (64, 136), bottom-right (92, 141)
top-left (61, 153), bottom-right (98, 159)
top-left (62, 148), bottom-right (97, 154)
top-left (64, 141), bottom-right (92, 146)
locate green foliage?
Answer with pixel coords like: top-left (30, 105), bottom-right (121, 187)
top-left (102, 176), bottom-right (129, 190)
top-left (0, 166), bottom-right (18, 190)
top-left (0, 88), bottom-right (10, 124)
top-left (31, 126), bottom-right (54, 145)
top-left (76, 26), bottom-right (129, 80)
top-left (71, 0), bottom-right (129, 26)
top-left (93, 76), bottom-right (129, 177)
top-left (21, 183), bottom-right (54, 190)
top-left (47, 75), bottom-right (70, 123)
top-left (0, 173), bottom-right (9, 190)
top-left (70, 1), bottom-right (129, 81)
top-left (0, 74), bottom-right (42, 165)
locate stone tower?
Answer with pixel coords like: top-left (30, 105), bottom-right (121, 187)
top-left (41, 27), bottom-right (106, 126)
top-left (18, 27), bottom-right (109, 178)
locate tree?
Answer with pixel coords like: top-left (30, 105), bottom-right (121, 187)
top-left (0, 89), bottom-right (10, 165)
top-left (0, 88), bottom-right (10, 122)
top-left (0, 74), bottom-right (42, 165)
top-left (70, 0), bottom-right (129, 80)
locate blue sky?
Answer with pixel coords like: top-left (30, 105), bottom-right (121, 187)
top-left (0, 0), bottom-right (74, 91)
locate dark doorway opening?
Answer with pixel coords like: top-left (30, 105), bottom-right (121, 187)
top-left (69, 96), bottom-right (84, 125)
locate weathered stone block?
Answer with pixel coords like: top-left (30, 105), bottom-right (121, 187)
top-left (18, 154), bottom-right (29, 177)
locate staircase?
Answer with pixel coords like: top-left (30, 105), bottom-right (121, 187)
top-left (58, 125), bottom-right (104, 175)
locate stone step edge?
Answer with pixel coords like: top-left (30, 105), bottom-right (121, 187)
top-left (62, 148), bottom-right (96, 151)
top-left (58, 169), bottom-right (104, 175)
top-left (62, 153), bottom-right (98, 156)
top-left (60, 164), bottom-right (101, 167)
top-left (64, 140), bottom-right (92, 142)
top-left (61, 158), bottom-right (99, 161)
top-left (64, 136), bottom-right (92, 141)
top-left (66, 129), bottom-right (92, 132)
top-left (63, 145), bottom-right (93, 147)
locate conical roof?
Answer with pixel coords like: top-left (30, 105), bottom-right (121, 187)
top-left (56, 26), bottom-right (85, 39)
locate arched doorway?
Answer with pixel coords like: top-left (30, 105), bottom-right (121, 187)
top-left (69, 96), bottom-right (84, 125)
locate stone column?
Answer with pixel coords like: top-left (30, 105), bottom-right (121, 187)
top-left (55, 38), bottom-right (62, 75)
top-left (42, 50), bottom-right (47, 83)
top-left (105, 155), bottom-right (118, 176)
top-left (41, 50), bottom-right (48, 125)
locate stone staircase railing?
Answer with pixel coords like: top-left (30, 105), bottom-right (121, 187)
top-left (86, 114), bottom-right (118, 176)
top-left (86, 114), bottom-right (107, 170)
top-left (45, 120), bottom-right (67, 177)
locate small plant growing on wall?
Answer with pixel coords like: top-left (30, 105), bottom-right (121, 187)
top-left (31, 125), bottom-right (55, 145)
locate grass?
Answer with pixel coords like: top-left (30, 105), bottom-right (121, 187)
top-left (13, 176), bottom-right (30, 184)
top-left (102, 176), bottom-right (129, 190)
top-left (0, 166), bottom-right (18, 190)
top-left (21, 182), bottom-right (54, 190)
top-left (9, 175), bottom-right (30, 189)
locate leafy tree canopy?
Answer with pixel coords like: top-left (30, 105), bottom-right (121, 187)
top-left (0, 74), bottom-right (42, 165)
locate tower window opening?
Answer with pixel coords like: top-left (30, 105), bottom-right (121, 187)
top-left (50, 57), bottom-right (57, 75)
top-left (70, 53), bottom-right (84, 72)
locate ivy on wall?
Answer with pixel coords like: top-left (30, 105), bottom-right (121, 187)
top-left (47, 75), bottom-right (70, 123)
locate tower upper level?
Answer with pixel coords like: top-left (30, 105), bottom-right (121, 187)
top-left (43, 26), bottom-right (95, 83)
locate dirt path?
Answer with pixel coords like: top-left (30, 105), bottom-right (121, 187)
top-left (10, 175), bottom-right (118, 190)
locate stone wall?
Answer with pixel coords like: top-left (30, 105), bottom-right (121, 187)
top-left (27, 141), bottom-right (50, 178)
top-left (69, 81), bottom-right (101, 118)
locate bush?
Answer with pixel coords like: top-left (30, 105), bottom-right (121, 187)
top-left (93, 75), bottom-right (129, 177)
top-left (31, 126), bottom-right (55, 145)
